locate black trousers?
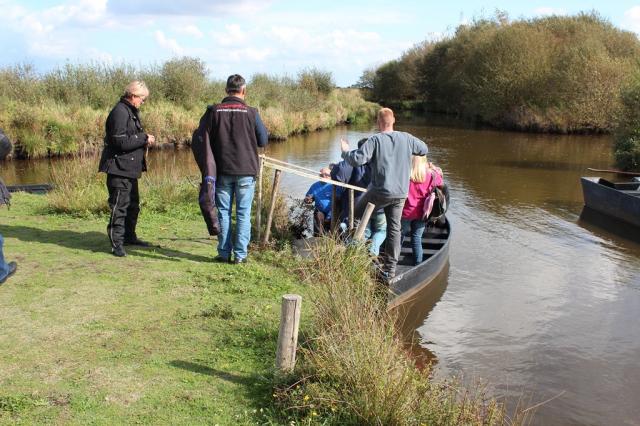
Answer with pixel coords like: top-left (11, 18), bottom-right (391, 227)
top-left (107, 174), bottom-right (140, 248)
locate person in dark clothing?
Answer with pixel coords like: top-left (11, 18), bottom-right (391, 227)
top-left (0, 131), bottom-right (17, 284)
top-left (195, 74), bottom-right (268, 264)
top-left (98, 81), bottom-right (156, 257)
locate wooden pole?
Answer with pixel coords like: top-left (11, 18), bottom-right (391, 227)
top-left (354, 202), bottom-right (376, 241)
top-left (256, 157), bottom-right (264, 242)
top-left (263, 169), bottom-right (282, 245)
top-left (276, 294), bottom-right (302, 373)
top-left (348, 189), bottom-right (355, 230)
top-left (330, 186), bottom-right (339, 232)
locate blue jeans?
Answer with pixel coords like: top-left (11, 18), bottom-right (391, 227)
top-left (0, 234), bottom-right (9, 281)
top-left (215, 175), bottom-right (256, 260)
top-left (365, 211), bottom-right (387, 256)
top-left (401, 219), bottom-right (426, 265)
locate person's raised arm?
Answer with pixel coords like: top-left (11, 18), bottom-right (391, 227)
top-left (410, 135), bottom-right (428, 156)
top-left (340, 137), bottom-right (374, 166)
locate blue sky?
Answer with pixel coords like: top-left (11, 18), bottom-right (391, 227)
top-left (1, 0), bottom-right (639, 87)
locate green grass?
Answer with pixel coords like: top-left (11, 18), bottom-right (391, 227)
top-left (0, 193), bottom-right (306, 424)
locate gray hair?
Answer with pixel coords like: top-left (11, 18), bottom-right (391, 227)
top-left (124, 80), bottom-right (149, 98)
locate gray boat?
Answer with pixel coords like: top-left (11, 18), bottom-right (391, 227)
top-left (388, 219), bottom-right (451, 307)
top-left (580, 177), bottom-right (640, 227)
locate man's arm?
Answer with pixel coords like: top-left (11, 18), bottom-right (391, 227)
top-left (340, 137), bottom-right (375, 166)
top-left (409, 134), bottom-right (428, 156)
top-left (254, 112), bottom-right (268, 147)
top-left (106, 108), bottom-right (148, 152)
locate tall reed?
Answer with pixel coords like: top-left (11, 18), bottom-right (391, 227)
top-left (275, 236), bottom-right (524, 424)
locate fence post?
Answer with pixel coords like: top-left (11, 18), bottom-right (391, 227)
top-left (348, 189), bottom-right (355, 230)
top-left (256, 156), bottom-right (264, 242)
top-left (276, 294), bottom-right (302, 373)
top-left (330, 186), bottom-right (339, 232)
top-left (263, 169), bottom-right (282, 245)
top-left (353, 202), bottom-right (375, 241)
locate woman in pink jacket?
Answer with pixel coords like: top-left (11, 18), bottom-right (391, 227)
top-left (401, 156), bottom-right (443, 265)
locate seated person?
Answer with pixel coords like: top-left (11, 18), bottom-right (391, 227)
top-left (305, 167), bottom-right (340, 236)
top-left (0, 130), bottom-right (17, 284)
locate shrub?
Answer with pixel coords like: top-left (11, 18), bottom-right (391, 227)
top-left (367, 12), bottom-right (640, 133)
top-left (614, 73), bottom-right (640, 171)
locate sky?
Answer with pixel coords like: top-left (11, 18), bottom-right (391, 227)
top-left (1, 0), bottom-right (640, 87)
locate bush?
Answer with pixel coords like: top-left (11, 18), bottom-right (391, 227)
top-left (614, 73), bottom-right (640, 171)
top-left (367, 12), bottom-right (640, 133)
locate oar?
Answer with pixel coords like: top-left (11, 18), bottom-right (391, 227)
top-left (587, 168), bottom-right (640, 177)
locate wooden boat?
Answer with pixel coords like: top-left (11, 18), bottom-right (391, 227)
top-left (388, 218), bottom-right (451, 306)
top-left (6, 183), bottom-right (54, 194)
top-left (580, 177), bottom-right (640, 228)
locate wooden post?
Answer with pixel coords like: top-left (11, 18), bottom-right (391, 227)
top-left (263, 169), bottom-right (282, 245)
top-left (330, 186), bottom-right (339, 232)
top-left (354, 202), bottom-right (376, 241)
top-left (256, 157), bottom-right (264, 242)
top-left (276, 294), bottom-right (302, 372)
top-left (348, 189), bottom-right (355, 230)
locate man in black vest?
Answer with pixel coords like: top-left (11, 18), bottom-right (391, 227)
top-left (202, 74), bottom-right (268, 263)
top-left (98, 81), bottom-right (156, 257)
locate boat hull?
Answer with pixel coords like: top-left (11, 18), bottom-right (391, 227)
top-left (580, 177), bottom-right (640, 228)
top-left (388, 219), bottom-right (451, 307)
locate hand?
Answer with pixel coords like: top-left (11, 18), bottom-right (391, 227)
top-left (340, 137), bottom-right (350, 153)
top-left (146, 134), bottom-right (156, 146)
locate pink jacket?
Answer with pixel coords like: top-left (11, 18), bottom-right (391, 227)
top-left (402, 165), bottom-right (444, 221)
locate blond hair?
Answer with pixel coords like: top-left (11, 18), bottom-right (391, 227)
top-left (377, 107), bottom-right (395, 127)
top-left (124, 80), bottom-right (149, 98)
top-left (410, 155), bottom-right (428, 183)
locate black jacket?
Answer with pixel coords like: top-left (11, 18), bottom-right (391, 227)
top-left (206, 96), bottom-right (268, 176)
top-left (98, 98), bottom-right (148, 179)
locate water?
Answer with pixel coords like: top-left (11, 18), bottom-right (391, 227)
top-left (2, 115), bottom-right (640, 425)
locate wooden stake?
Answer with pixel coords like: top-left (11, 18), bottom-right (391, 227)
top-left (330, 186), bottom-right (339, 232)
top-left (354, 202), bottom-right (375, 241)
top-left (256, 157), bottom-right (264, 242)
top-left (348, 189), bottom-right (355, 230)
top-left (262, 169), bottom-right (282, 245)
top-left (276, 294), bottom-right (302, 373)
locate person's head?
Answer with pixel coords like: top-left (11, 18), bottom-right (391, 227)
top-left (319, 167), bottom-right (331, 179)
top-left (226, 74), bottom-right (246, 98)
top-left (377, 107), bottom-right (395, 132)
top-left (124, 80), bottom-right (149, 108)
top-left (410, 155), bottom-right (428, 183)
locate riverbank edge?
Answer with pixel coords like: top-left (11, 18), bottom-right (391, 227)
top-left (0, 88), bottom-right (379, 160)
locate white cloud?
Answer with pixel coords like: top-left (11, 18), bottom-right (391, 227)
top-left (107, 0), bottom-right (269, 16)
top-left (175, 24), bottom-right (204, 39)
top-left (212, 24), bottom-right (249, 46)
top-left (154, 30), bottom-right (184, 55)
top-left (533, 7), bottom-right (567, 16)
top-left (623, 6), bottom-right (640, 33)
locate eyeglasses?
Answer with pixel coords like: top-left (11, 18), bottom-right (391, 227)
top-left (134, 94), bottom-right (147, 103)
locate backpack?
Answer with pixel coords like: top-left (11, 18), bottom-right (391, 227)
top-left (421, 165), bottom-right (449, 222)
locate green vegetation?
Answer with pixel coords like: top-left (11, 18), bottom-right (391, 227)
top-left (1, 165), bottom-right (522, 423)
top-left (0, 58), bottom-right (378, 159)
top-left (363, 13), bottom-right (640, 133)
top-left (614, 72), bottom-right (640, 171)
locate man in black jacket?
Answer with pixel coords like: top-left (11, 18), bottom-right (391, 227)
top-left (98, 81), bottom-right (156, 257)
top-left (198, 74), bottom-right (268, 264)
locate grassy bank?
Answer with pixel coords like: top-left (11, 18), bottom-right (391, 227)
top-left (0, 192), bottom-right (305, 424)
top-left (361, 13), bottom-right (640, 133)
top-left (1, 163), bottom-right (520, 423)
top-left (0, 59), bottom-right (378, 159)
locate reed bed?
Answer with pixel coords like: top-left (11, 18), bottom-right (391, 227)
top-left (0, 59), bottom-right (377, 158)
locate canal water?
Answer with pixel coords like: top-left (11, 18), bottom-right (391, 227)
top-left (2, 115), bottom-right (639, 425)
